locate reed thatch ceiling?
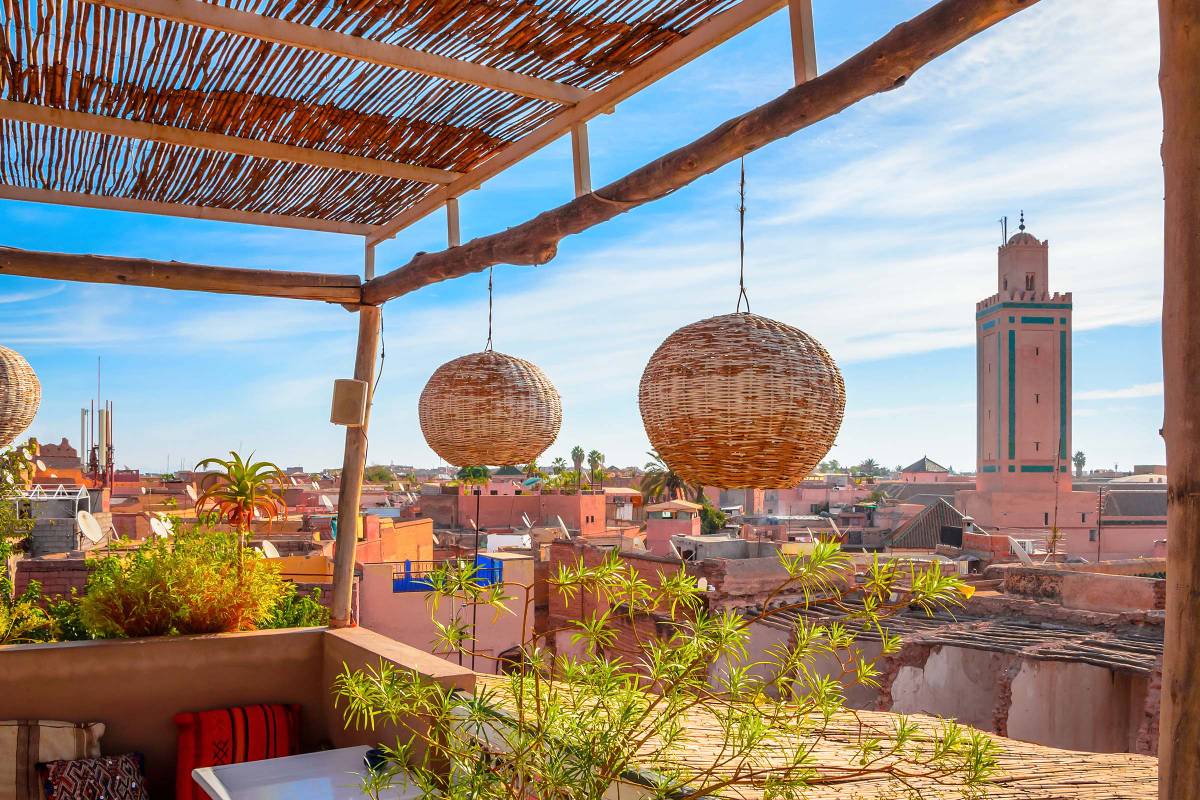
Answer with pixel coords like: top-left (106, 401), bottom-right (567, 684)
top-left (0, 0), bottom-right (764, 235)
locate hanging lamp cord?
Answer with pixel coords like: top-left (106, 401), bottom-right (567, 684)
top-left (736, 157), bottom-right (751, 314)
top-left (485, 265), bottom-right (494, 351)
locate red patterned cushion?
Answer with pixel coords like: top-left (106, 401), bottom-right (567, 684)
top-left (37, 753), bottom-right (148, 800)
top-left (174, 704), bottom-right (301, 800)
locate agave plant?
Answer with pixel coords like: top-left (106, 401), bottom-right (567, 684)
top-left (194, 452), bottom-right (287, 570)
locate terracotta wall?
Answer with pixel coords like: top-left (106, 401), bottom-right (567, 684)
top-left (0, 628), bottom-right (474, 796)
top-left (13, 556), bottom-right (89, 599)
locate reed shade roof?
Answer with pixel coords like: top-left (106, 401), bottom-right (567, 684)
top-left (419, 350), bottom-right (561, 467)
top-left (0, 345), bottom-right (40, 448)
top-left (639, 312), bottom-right (844, 487)
top-left (0, 0), bottom-right (741, 228)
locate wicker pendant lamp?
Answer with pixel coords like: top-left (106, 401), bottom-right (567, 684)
top-left (638, 160), bottom-right (845, 488)
top-left (0, 345), bottom-right (40, 448)
top-left (418, 269), bottom-right (561, 467)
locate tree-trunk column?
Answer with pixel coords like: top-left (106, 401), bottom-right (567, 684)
top-left (1158, 1), bottom-right (1200, 796)
top-left (331, 305), bottom-right (381, 627)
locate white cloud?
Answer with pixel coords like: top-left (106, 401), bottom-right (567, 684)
top-left (1076, 382), bottom-right (1163, 401)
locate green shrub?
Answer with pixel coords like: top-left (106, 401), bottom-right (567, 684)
top-left (80, 526), bottom-right (287, 638)
top-left (259, 585), bottom-right (331, 629)
top-left (45, 590), bottom-right (94, 641)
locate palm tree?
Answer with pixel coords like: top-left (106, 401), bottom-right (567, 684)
top-left (550, 457), bottom-right (568, 475)
top-left (640, 450), bottom-right (698, 503)
top-left (587, 450), bottom-right (605, 487)
top-left (194, 452), bottom-right (288, 573)
top-left (571, 446), bottom-right (585, 491)
top-left (1073, 450), bottom-right (1087, 477)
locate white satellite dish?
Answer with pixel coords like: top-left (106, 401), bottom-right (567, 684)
top-left (669, 540), bottom-right (684, 560)
top-left (150, 516), bottom-right (172, 539)
top-left (697, 577), bottom-right (709, 592)
top-left (521, 512), bottom-right (534, 530)
top-left (35, 459), bottom-right (46, 472)
top-left (185, 484), bottom-right (198, 502)
top-left (320, 495), bottom-right (334, 511)
top-left (260, 540), bottom-right (281, 558)
top-left (556, 515), bottom-right (571, 540)
top-left (290, 477), bottom-right (299, 487)
top-left (77, 510), bottom-right (103, 544)
top-left (311, 481), bottom-right (321, 490)
top-left (431, 532), bottom-right (441, 546)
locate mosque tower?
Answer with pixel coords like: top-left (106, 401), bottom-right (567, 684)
top-left (975, 213), bottom-right (1073, 492)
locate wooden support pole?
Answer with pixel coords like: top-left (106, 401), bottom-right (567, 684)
top-left (571, 124), bottom-right (593, 197)
top-left (447, 198), bottom-right (462, 248)
top-left (0, 245), bottom-right (362, 303)
top-left (330, 304), bottom-right (381, 627)
top-left (1158, 0), bottom-right (1200, 796)
top-left (788, 0), bottom-right (818, 83)
top-left (363, 0), bottom-right (1039, 305)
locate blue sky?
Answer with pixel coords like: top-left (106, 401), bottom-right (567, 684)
top-left (0, 0), bottom-right (1165, 474)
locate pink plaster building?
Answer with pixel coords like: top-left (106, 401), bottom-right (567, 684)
top-left (644, 499), bottom-right (702, 557)
top-left (900, 457), bottom-right (952, 483)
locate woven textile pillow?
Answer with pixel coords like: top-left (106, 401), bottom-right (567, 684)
top-left (37, 754), bottom-right (147, 800)
top-left (0, 721), bottom-right (104, 800)
top-left (174, 704), bottom-right (301, 800)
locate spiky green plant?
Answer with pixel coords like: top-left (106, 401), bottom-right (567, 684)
top-left (334, 543), bottom-right (997, 800)
top-left (194, 451), bottom-right (287, 570)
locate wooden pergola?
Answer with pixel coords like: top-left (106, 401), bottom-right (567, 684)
top-left (0, 1), bottom-right (1195, 795)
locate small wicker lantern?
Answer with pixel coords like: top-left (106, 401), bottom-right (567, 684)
top-left (419, 350), bottom-right (561, 467)
top-left (0, 345), bottom-right (40, 449)
top-left (638, 312), bottom-right (845, 488)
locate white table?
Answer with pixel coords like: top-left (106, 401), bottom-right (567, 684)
top-left (192, 745), bottom-right (420, 800)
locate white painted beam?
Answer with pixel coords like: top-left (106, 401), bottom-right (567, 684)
top-left (0, 100), bottom-right (458, 185)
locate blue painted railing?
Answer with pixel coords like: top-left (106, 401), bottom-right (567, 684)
top-left (392, 554), bottom-right (503, 593)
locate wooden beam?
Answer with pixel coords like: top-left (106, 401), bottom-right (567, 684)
top-left (447, 198), bottom-right (462, 248)
top-left (571, 124), bottom-right (593, 197)
top-left (363, 0), bottom-right (1039, 304)
top-left (331, 305), bottom-right (381, 627)
top-left (0, 184), bottom-right (377, 237)
top-left (1158, 0), bottom-right (1200, 796)
top-left (84, 0), bottom-right (588, 105)
top-left (0, 246), bottom-right (362, 303)
top-left (788, 0), bottom-right (818, 84)
top-left (0, 100), bottom-right (459, 185)
top-left (367, 0), bottom-right (789, 244)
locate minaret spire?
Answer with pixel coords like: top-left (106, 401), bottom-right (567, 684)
top-left (1018, 210), bottom-right (1026, 232)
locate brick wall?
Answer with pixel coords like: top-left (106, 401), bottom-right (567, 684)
top-left (14, 557), bottom-right (90, 599)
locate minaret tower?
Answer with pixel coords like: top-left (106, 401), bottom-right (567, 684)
top-left (976, 213), bottom-right (1073, 491)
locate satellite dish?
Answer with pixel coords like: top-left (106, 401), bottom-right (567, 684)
top-left (311, 481), bottom-right (320, 490)
top-left (35, 459), bottom-right (46, 472)
top-left (290, 477), bottom-right (299, 486)
top-left (185, 484), bottom-right (198, 502)
top-left (150, 516), bottom-right (172, 539)
top-left (556, 515), bottom-right (571, 540)
top-left (669, 540), bottom-right (684, 560)
top-left (260, 540), bottom-right (280, 558)
top-left (521, 513), bottom-right (534, 530)
top-left (77, 510), bottom-right (103, 544)
top-left (697, 577), bottom-right (709, 591)
top-left (320, 495), bottom-right (334, 511)
top-left (431, 532), bottom-right (440, 546)
top-left (140, 487), bottom-right (147, 495)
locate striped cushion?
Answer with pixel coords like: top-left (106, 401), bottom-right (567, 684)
top-left (0, 721), bottom-right (104, 800)
top-left (37, 754), bottom-right (147, 800)
top-left (174, 704), bottom-right (301, 800)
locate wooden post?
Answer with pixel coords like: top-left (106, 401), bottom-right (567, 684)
top-left (330, 304), bottom-right (381, 627)
top-left (1158, 0), bottom-right (1200, 797)
top-left (447, 198), bottom-right (462, 248)
top-left (571, 124), bottom-right (592, 197)
top-left (787, 0), bottom-right (817, 84)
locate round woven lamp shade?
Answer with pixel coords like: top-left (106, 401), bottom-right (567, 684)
top-left (639, 312), bottom-right (845, 488)
top-left (0, 345), bottom-right (40, 449)
top-left (419, 350), bottom-right (561, 467)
